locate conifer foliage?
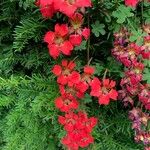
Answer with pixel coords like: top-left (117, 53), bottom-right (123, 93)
top-left (0, 0), bottom-right (150, 150)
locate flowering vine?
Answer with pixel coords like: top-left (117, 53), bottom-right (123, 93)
top-left (112, 26), bottom-right (150, 150)
top-left (35, 0), bottom-right (150, 149)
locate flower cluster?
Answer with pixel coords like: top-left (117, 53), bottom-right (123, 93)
top-left (53, 60), bottom-right (118, 108)
top-left (52, 60), bottom-right (99, 149)
top-left (36, 0), bottom-right (91, 18)
top-left (36, 0), bottom-right (91, 59)
top-left (58, 112), bottom-right (97, 150)
top-left (44, 13), bottom-right (90, 59)
top-left (52, 59), bottom-right (118, 149)
top-left (90, 78), bottom-right (118, 105)
top-left (112, 27), bottom-right (150, 110)
top-left (36, 0), bottom-right (119, 149)
top-left (112, 27), bottom-right (150, 149)
top-left (129, 108), bottom-right (149, 132)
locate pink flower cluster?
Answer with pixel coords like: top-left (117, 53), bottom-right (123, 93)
top-left (112, 27), bottom-right (150, 110)
top-left (112, 27), bottom-right (150, 149)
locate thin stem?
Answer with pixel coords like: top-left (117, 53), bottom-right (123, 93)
top-left (103, 69), bottom-right (108, 80)
top-left (87, 57), bottom-right (93, 66)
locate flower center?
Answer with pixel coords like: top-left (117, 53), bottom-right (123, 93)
top-left (66, 0), bottom-right (75, 5)
top-left (64, 99), bottom-right (71, 106)
top-left (63, 69), bottom-right (70, 75)
top-left (71, 20), bottom-right (82, 30)
top-left (134, 68), bottom-right (141, 74)
top-left (128, 48), bottom-right (135, 55)
top-left (55, 36), bottom-right (64, 45)
top-left (101, 87), bottom-right (109, 94)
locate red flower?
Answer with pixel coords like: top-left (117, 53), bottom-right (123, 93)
top-left (78, 112), bottom-right (97, 133)
top-left (70, 13), bottom-right (84, 31)
top-left (35, 0), bottom-right (57, 18)
top-left (52, 60), bottom-right (76, 85)
top-left (62, 134), bottom-right (79, 150)
top-left (55, 93), bottom-right (78, 112)
top-left (69, 13), bottom-right (91, 46)
top-left (58, 112), bottom-right (78, 132)
top-left (44, 24), bottom-right (73, 59)
top-left (54, 0), bottom-right (92, 17)
top-left (125, 0), bottom-right (139, 7)
top-left (78, 134), bottom-right (94, 148)
top-left (59, 112), bottom-right (97, 150)
top-left (90, 78), bottom-right (118, 105)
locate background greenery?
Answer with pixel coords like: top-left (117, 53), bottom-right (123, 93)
top-left (1, 0), bottom-right (150, 149)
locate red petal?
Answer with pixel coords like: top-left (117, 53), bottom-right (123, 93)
top-left (52, 65), bottom-right (62, 76)
top-left (48, 44), bottom-right (60, 59)
top-left (103, 79), bottom-right (110, 87)
top-left (82, 28), bottom-right (90, 40)
top-left (90, 77), bottom-right (101, 97)
top-left (40, 5), bottom-right (55, 18)
top-left (59, 85), bottom-right (66, 95)
top-left (76, 81), bottom-right (89, 93)
top-left (84, 66), bottom-right (95, 75)
top-left (98, 94), bottom-right (110, 105)
top-left (55, 97), bottom-right (63, 108)
top-left (76, 0), bottom-right (92, 7)
top-left (110, 80), bottom-right (116, 88)
top-left (64, 123), bottom-right (74, 132)
top-left (61, 59), bottom-right (68, 67)
top-left (69, 34), bottom-right (82, 46)
top-left (68, 71), bottom-right (80, 84)
top-left (109, 89), bottom-right (118, 100)
top-left (57, 75), bottom-right (68, 85)
top-left (61, 41), bottom-right (73, 55)
top-left (55, 24), bottom-right (69, 36)
top-left (44, 31), bottom-right (54, 44)
top-left (125, 0), bottom-right (139, 7)
top-left (39, 0), bottom-right (53, 6)
top-left (58, 116), bottom-right (66, 125)
top-left (68, 61), bottom-right (76, 70)
top-left (59, 2), bottom-right (77, 17)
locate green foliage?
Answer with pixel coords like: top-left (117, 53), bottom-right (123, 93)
top-left (13, 17), bottom-right (45, 52)
top-left (129, 29), bottom-right (147, 45)
top-left (0, 0), bottom-right (149, 150)
top-left (112, 5), bottom-right (134, 24)
top-left (0, 75), bottom-right (61, 150)
top-left (91, 21), bottom-right (106, 37)
top-left (143, 68), bottom-right (150, 83)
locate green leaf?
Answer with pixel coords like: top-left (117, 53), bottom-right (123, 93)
top-left (143, 68), bottom-right (150, 83)
top-left (91, 21), bottom-right (106, 37)
top-left (112, 5), bottom-right (134, 24)
top-left (82, 93), bottom-right (93, 104)
top-left (74, 40), bottom-right (87, 51)
top-left (129, 29), bottom-right (147, 45)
